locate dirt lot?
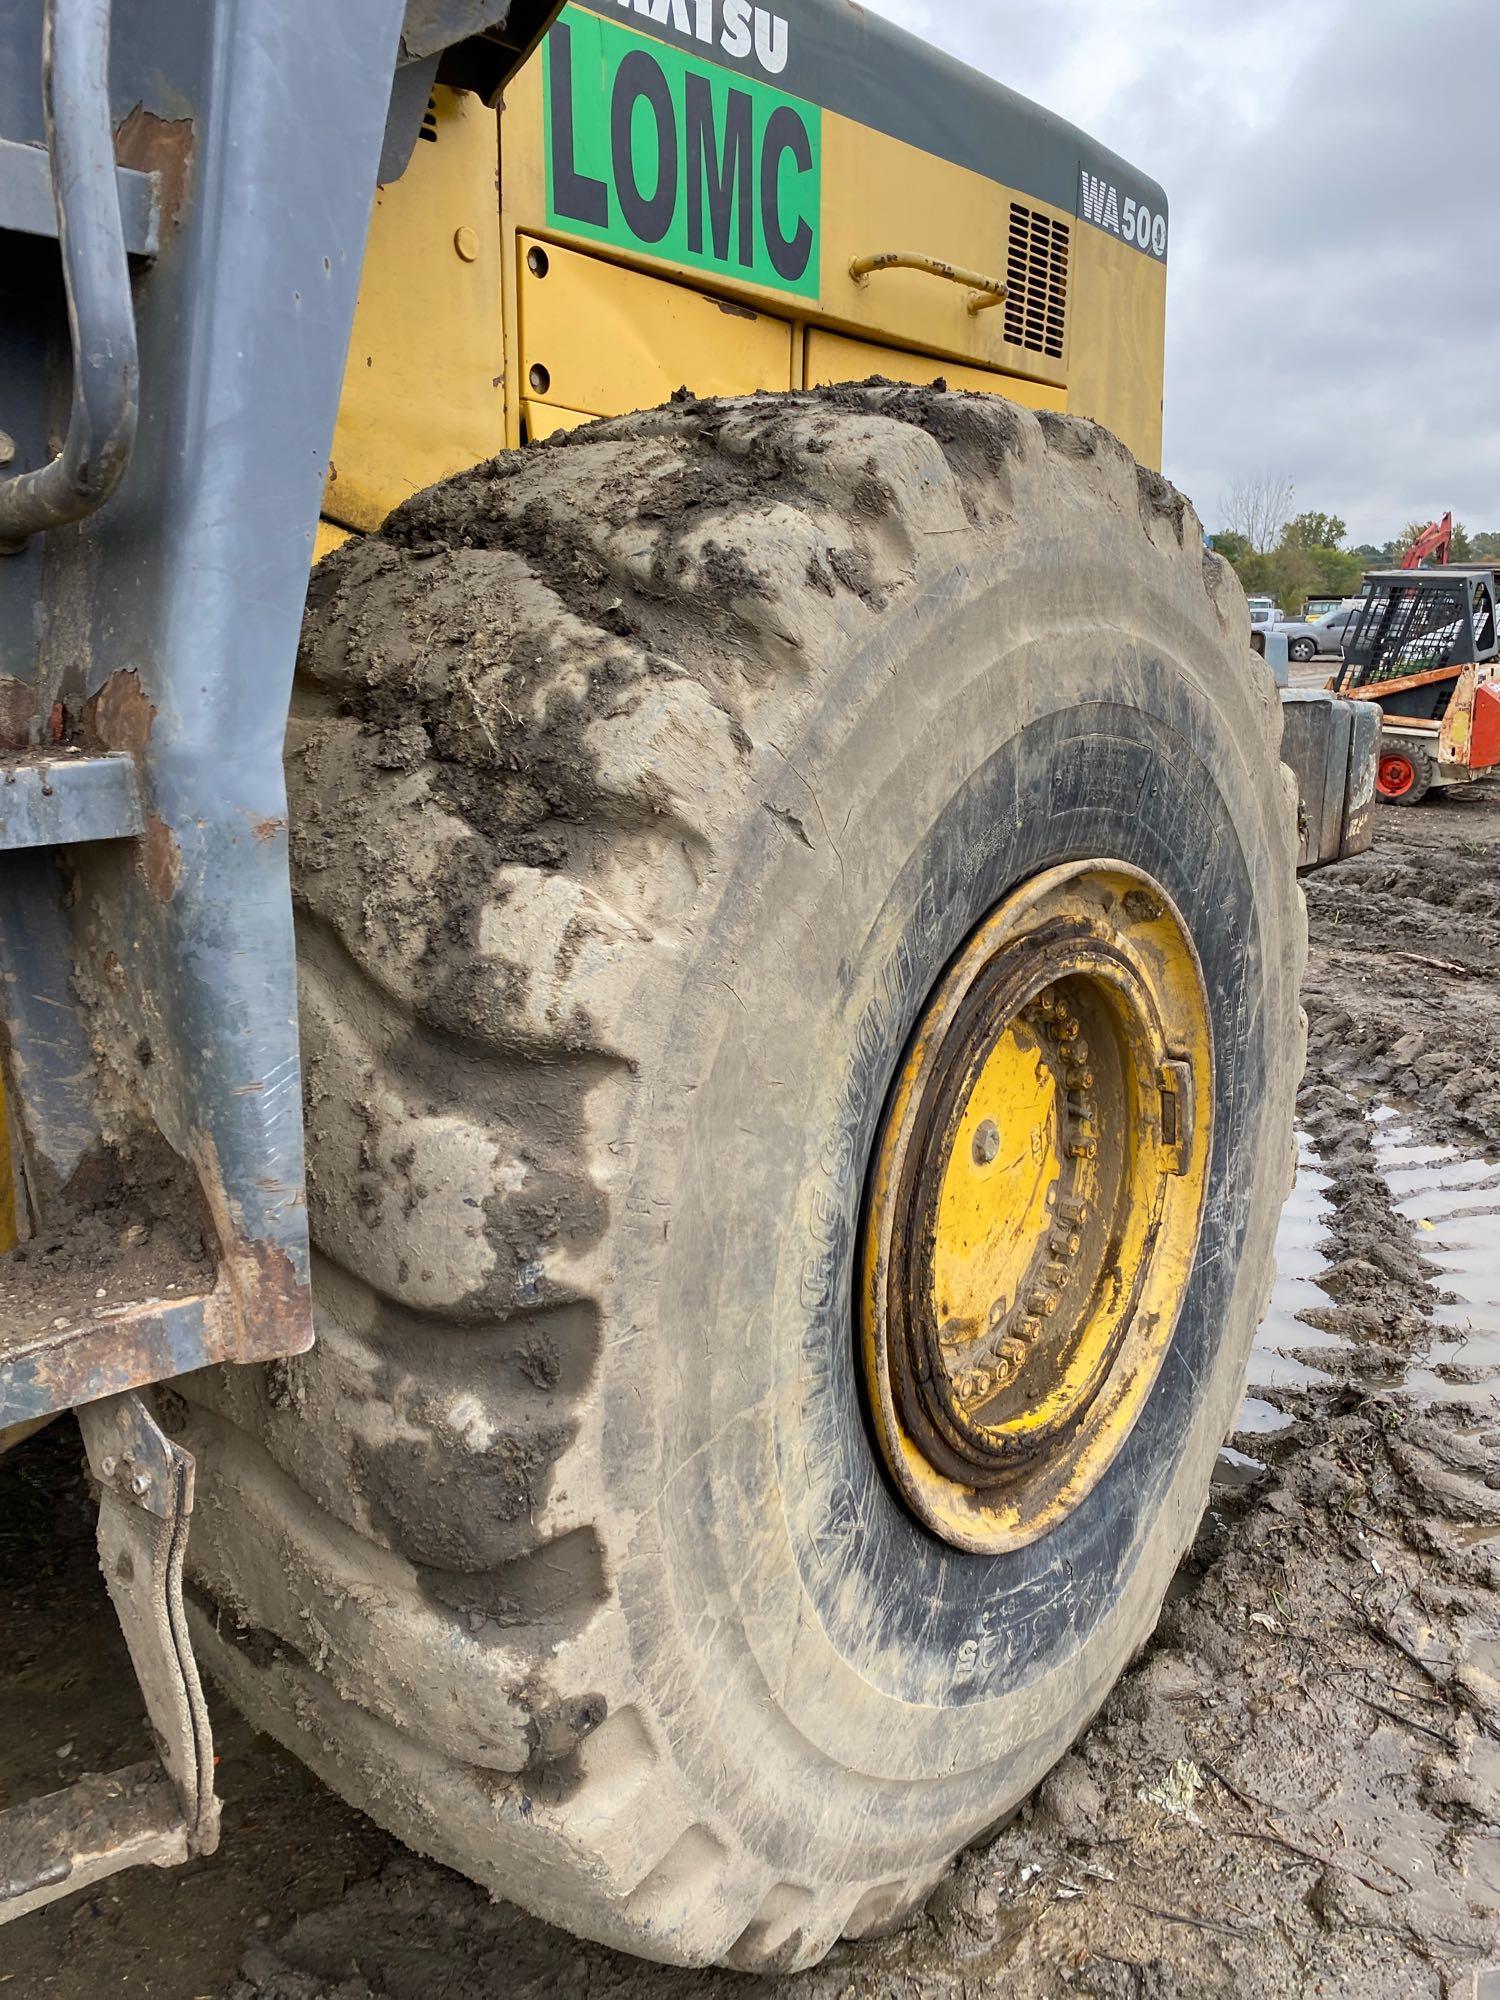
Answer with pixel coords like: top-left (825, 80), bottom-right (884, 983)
top-left (3, 780), bottom-right (1498, 1999)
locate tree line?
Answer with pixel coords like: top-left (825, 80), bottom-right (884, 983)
top-left (1210, 475), bottom-right (1500, 610)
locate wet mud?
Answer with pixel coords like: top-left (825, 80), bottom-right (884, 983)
top-left (2, 781), bottom-right (1497, 1997)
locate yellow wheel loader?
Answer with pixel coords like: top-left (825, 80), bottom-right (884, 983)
top-left (0, 0), bottom-right (1374, 1965)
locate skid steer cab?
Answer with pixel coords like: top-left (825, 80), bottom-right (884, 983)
top-left (1332, 568), bottom-right (1500, 805)
top-left (2, 0), bottom-right (1373, 1963)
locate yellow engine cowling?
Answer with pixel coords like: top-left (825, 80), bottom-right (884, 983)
top-left (320, 9), bottom-right (1167, 545)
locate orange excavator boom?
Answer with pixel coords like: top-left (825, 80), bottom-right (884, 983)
top-left (1402, 511), bottom-right (1454, 568)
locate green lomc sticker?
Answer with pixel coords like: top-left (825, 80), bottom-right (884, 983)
top-left (544, 6), bottom-right (822, 300)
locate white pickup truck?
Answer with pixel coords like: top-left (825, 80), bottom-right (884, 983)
top-left (1248, 596), bottom-right (1283, 654)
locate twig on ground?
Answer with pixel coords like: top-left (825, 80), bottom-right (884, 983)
top-left (1201, 1765), bottom-right (1399, 1897)
top-left (1383, 951), bottom-right (1476, 979)
top-left (1131, 1902), bottom-right (1250, 1938)
top-left (1356, 1695), bottom-right (1456, 1747)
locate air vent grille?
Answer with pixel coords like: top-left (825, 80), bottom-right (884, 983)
top-left (1005, 205), bottom-right (1069, 360)
top-left (419, 97), bottom-right (438, 143)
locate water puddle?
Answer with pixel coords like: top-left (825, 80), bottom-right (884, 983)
top-left (1372, 1104), bottom-right (1500, 1403)
top-left (1211, 1444), bottom-right (1269, 1489)
top-left (1240, 1111), bottom-right (1500, 1433)
top-left (1243, 1137), bottom-right (1337, 1412)
top-left (1234, 1395), bottom-right (1295, 1438)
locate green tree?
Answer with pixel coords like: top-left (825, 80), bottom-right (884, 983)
top-left (1209, 530), bottom-right (1252, 564)
top-left (1471, 530), bottom-right (1500, 560)
top-left (1234, 551), bottom-right (1276, 597)
top-left (1304, 546), bottom-right (1365, 597)
top-left (1216, 506), bottom-right (1369, 610)
top-left (1284, 511), bottom-right (1348, 550)
top-left (1231, 546), bottom-right (1317, 612)
top-left (1251, 511), bottom-right (1364, 609)
top-left (1271, 547), bottom-right (1315, 610)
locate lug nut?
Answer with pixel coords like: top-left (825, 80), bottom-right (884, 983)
top-left (972, 1119), bottom-right (1000, 1166)
top-left (959, 1362), bottom-right (1008, 1404)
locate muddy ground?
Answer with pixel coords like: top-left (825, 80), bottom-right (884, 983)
top-left (3, 781), bottom-right (1498, 1998)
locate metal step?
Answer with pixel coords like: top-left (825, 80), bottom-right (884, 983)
top-left (0, 132), bottom-right (158, 257)
top-left (0, 752), bottom-right (142, 851)
top-left (0, 1394), bottom-right (220, 1926)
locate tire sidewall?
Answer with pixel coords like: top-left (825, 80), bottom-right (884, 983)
top-left (601, 557), bottom-right (1299, 1874)
top-left (1379, 750), bottom-right (1431, 805)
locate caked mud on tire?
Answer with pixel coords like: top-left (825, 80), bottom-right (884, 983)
top-left (175, 386), bottom-right (1305, 1971)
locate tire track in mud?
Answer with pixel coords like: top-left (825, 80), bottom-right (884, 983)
top-left (1274, 776), bottom-right (1500, 1411)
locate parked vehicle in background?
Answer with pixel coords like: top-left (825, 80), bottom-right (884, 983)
top-left (1276, 601), bottom-right (1362, 663)
top-left (1303, 594), bottom-right (1346, 620)
top-left (1248, 597), bottom-right (1282, 653)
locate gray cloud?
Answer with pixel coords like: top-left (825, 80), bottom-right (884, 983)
top-left (877, 1), bottom-right (1500, 544)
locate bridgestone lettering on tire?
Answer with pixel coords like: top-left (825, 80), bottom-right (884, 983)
top-left (175, 386), bottom-right (1306, 1972)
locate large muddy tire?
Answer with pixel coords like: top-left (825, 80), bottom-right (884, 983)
top-left (177, 387), bottom-right (1305, 1971)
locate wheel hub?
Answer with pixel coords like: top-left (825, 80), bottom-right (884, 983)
top-left (860, 863), bottom-right (1213, 1555)
top-left (1377, 751), bottom-right (1416, 799)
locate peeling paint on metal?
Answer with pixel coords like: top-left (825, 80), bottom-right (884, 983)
top-left (142, 816), bottom-right (182, 903)
top-left (85, 669), bottom-right (155, 758)
top-left (113, 106), bottom-right (194, 232)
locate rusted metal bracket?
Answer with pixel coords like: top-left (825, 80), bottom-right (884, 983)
top-left (0, 1278), bottom-right (298, 1432)
top-left (0, 1393), bottom-right (219, 1925)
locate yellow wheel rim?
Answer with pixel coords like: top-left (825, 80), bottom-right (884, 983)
top-left (860, 862), bottom-right (1213, 1555)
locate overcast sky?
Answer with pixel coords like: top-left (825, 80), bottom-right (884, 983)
top-left (877, 0), bottom-right (1500, 547)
